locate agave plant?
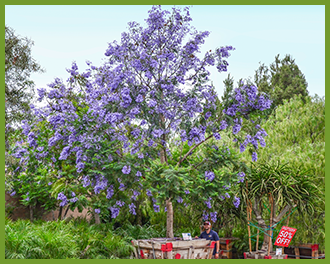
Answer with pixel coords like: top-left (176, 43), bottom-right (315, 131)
top-left (241, 161), bottom-right (323, 253)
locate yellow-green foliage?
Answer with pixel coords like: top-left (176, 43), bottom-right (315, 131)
top-left (237, 95), bottom-right (325, 250)
top-left (242, 95), bottom-right (325, 181)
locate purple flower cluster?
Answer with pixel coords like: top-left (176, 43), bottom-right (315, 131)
top-left (237, 172), bottom-right (245, 183)
top-left (210, 211), bottom-right (217, 223)
top-left (122, 165), bottom-right (131, 174)
top-left (205, 171), bottom-right (215, 181)
top-left (110, 206), bottom-right (120, 218)
top-left (59, 146), bottom-right (71, 160)
top-left (129, 203), bottom-right (136, 215)
top-left (176, 196), bottom-right (183, 203)
top-left (94, 175), bottom-right (108, 194)
top-left (82, 176), bottom-right (90, 187)
top-left (220, 84), bottom-right (271, 159)
top-left (223, 184), bottom-right (231, 190)
top-left (202, 210), bottom-right (209, 221)
top-left (70, 197), bottom-right (78, 203)
top-left (27, 132), bottom-right (37, 148)
top-left (131, 189), bottom-right (140, 201)
top-left (233, 196), bottom-right (240, 208)
top-left (219, 120), bottom-right (228, 130)
top-left (57, 192), bottom-right (68, 207)
top-left (146, 189), bottom-right (152, 197)
top-left (119, 183), bottom-right (126, 191)
top-left (12, 147), bottom-right (27, 159)
top-left (106, 185), bottom-right (114, 199)
top-left (153, 204), bottom-right (160, 213)
top-left (252, 152), bottom-right (258, 162)
top-left (116, 200), bottom-right (125, 207)
top-left (205, 197), bottom-right (212, 209)
top-left (213, 133), bottom-right (221, 140)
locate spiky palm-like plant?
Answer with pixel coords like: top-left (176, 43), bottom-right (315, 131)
top-left (241, 161), bottom-right (322, 252)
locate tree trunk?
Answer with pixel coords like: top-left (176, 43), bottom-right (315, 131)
top-left (94, 213), bottom-right (101, 224)
top-left (58, 206), bottom-right (63, 220)
top-left (159, 108), bottom-right (174, 239)
top-left (252, 197), bottom-right (296, 252)
top-left (136, 198), bottom-right (142, 225)
top-left (166, 199), bottom-right (174, 238)
top-left (63, 206), bottom-right (70, 219)
top-left (252, 198), bottom-right (269, 251)
top-left (29, 205), bottom-right (34, 222)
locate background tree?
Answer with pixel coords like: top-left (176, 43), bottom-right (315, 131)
top-left (5, 26), bottom-right (44, 137)
top-left (254, 54), bottom-right (308, 108)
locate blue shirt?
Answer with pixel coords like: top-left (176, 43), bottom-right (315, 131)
top-left (199, 229), bottom-right (220, 255)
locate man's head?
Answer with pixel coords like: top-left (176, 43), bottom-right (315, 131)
top-left (203, 221), bottom-right (211, 230)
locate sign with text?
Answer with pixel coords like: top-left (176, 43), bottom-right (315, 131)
top-left (274, 226), bottom-right (297, 247)
top-left (182, 233), bottom-right (192, 241)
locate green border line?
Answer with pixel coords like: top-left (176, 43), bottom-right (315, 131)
top-left (3, 2), bottom-right (327, 264)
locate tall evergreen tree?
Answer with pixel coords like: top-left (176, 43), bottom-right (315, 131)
top-left (254, 54), bottom-right (308, 107)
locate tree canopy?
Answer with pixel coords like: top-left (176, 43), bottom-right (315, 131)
top-left (7, 6), bottom-right (272, 238)
top-left (5, 25), bottom-right (44, 128)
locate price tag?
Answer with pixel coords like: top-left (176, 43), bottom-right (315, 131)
top-left (274, 226), bottom-right (297, 247)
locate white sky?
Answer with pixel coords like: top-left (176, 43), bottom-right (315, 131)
top-left (5, 5), bottom-right (325, 99)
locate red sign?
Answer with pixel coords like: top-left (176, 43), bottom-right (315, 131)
top-left (274, 226), bottom-right (297, 247)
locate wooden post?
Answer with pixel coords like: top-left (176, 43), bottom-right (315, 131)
top-left (226, 240), bottom-right (232, 259)
top-left (208, 246), bottom-right (214, 259)
top-left (188, 247), bottom-right (193, 259)
top-left (295, 247), bottom-right (300, 259)
top-left (246, 180), bottom-right (252, 253)
top-left (268, 194), bottom-right (273, 256)
top-left (282, 209), bottom-right (291, 253)
top-left (256, 229), bottom-right (259, 251)
top-left (247, 201), bottom-right (252, 253)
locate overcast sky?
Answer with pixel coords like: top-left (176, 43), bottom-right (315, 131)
top-left (5, 5), bottom-right (325, 99)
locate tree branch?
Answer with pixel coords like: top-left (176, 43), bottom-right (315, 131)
top-left (176, 134), bottom-right (214, 167)
top-left (273, 204), bottom-right (295, 224)
top-left (252, 197), bottom-right (267, 229)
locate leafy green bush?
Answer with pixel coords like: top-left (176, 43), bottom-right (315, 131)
top-left (5, 217), bottom-right (134, 259)
top-left (5, 218), bottom-right (79, 258)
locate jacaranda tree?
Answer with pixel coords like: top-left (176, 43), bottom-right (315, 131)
top-left (10, 6), bottom-right (272, 238)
